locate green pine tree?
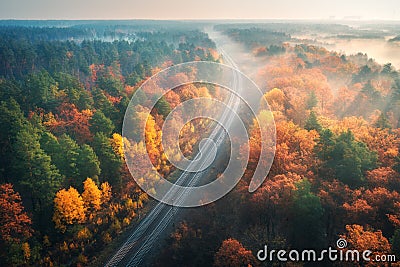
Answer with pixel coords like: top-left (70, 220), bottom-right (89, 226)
top-left (304, 111), bottom-right (322, 132)
top-left (155, 96), bottom-right (172, 119)
top-left (89, 110), bottom-right (115, 136)
top-left (92, 132), bottom-right (122, 190)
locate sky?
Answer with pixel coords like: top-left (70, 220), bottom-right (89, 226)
top-left (0, 0), bottom-right (399, 20)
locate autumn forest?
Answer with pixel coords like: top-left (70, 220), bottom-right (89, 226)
top-left (1, 20), bottom-right (400, 266)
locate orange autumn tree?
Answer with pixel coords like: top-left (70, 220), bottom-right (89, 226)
top-left (270, 120), bottom-right (318, 177)
top-left (214, 238), bottom-right (257, 267)
top-left (240, 110), bottom-right (276, 188)
top-left (251, 172), bottom-right (301, 207)
top-left (263, 88), bottom-right (286, 108)
top-left (363, 187), bottom-right (400, 228)
top-left (341, 224), bottom-right (390, 266)
top-left (164, 90), bottom-right (181, 109)
top-left (365, 167), bottom-right (400, 190)
top-left (0, 184), bottom-right (32, 243)
top-left (343, 199), bottom-right (374, 223)
top-left (249, 172), bottom-right (301, 237)
top-left (44, 102), bottom-right (93, 143)
top-left (53, 187), bottom-right (86, 232)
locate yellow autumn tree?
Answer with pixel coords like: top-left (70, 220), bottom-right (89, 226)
top-left (53, 187), bottom-right (85, 232)
top-left (198, 86), bottom-right (211, 98)
top-left (261, 88), bottom-right (287, 122)
top-left (145, 114), bottom-right (161, 164)
top-left (21, 242), bottom-right (30, 262)
top-left (110, 133), bottom-right (124, 160)
top-left (100, 182), bottom-right (112, 204)
top-left (82, 178), bottom-right (102, 212)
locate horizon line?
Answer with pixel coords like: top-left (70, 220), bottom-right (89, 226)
top-left (1, 18), bottom-right (400, 22)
